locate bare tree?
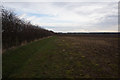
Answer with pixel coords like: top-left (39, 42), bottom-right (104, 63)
top-left (2, 7), bottom-right (54, 50)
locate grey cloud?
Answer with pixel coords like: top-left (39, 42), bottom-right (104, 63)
top-left (3, 2), bottom-right (118, 32)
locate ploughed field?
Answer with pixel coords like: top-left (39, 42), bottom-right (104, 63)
top-left (3, 34), bottom-right (119, 78)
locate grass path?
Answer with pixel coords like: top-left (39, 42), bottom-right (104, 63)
top-left (3, 36), bottom-right (57, 78)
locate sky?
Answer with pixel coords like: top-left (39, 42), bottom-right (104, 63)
top-left (2, 1), bottom-right (118, 33)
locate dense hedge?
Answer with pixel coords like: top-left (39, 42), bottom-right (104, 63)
top-left (2, 8), bottom-right (54, 49)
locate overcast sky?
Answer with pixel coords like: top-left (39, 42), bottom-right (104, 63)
top-left (2, 2), bottom-right (118, 32)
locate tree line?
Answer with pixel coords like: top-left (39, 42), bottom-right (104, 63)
top-left (2, 7), bottom-right (54, 50)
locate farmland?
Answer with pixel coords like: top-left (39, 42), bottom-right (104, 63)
top-left (3, 34), bottom-right (119, 78)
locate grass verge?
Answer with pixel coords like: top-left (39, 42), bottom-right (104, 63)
top-left (3, 36), bottom-right (57, 78)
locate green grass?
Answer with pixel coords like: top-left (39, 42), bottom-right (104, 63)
top-left (3, 36), bottom-right (57, 78)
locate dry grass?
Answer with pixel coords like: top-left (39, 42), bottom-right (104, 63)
top-left (55, 34), bottom-right (119, 78)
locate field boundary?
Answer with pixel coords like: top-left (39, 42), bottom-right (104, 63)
top-left (2, 36), bottom-right (53, 53)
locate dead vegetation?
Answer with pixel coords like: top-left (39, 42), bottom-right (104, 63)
top-left (55, 34), bottom-right (119, 78)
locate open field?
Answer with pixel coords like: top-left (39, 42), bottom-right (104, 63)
top-left (3, 34), bottom-right (119, 78)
